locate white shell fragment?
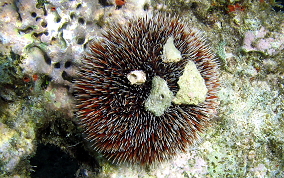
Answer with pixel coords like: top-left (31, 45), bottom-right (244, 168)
top-left (162, 36), bottom-right (182, 63)
top-left (127, 70), bottom-right (146, 85)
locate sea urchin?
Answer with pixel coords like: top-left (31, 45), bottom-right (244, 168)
top-left (74, 14), bottom-right (219, 165)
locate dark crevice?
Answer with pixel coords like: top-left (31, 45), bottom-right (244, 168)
top-left (13, 0), bottom-right (23, 21)
top-left (70, 12), bottom-right (76, 19)
top-left (64, 61), bottom-right (72, 68)
top-left (98, 0), bottom-right (113, 7)
top-left (31, 12), bottom-right (37, 18)
top-left (40, 75), bottom-right (52, 89)
top-left (18, 27), bottom-right (35, 34)
top-left (41, 21), bottom-right (47, 28)
top-left (30, 144), bottom-right (79, 178)
top-left (77, 36), bottom-right (85, 45)
top-left (78, 18), bottom-right (85, 25)
top-left (55, 16), bottom-right (61, 23)
top-left (62, 71), bottom-right (73, 82)
top-left (41, 49), bottom-right (52, 65)
top-left (76, 3), bottom-right (82, 9)
top-left (54, 62), bottom-right (61, 69)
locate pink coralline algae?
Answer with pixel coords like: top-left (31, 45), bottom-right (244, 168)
top-left (242, 27), bottom-right (284, 56)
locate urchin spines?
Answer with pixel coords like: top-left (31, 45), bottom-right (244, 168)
top-left (75, 14), bottom-right (220, 165)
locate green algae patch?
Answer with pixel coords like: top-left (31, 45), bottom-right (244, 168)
top-left (145, 76), bottom-right (174, 116)
top-left (173, 60), bottom-right (208, 105)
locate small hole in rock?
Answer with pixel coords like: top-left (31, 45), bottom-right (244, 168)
top-left (65, 61), bottom-right (72, 68)
top-left (56, 17), bottom-right (61, 23)
top-left (54, 62), bottom-right (61, 68)
top-left (41, 21), bottom-right (47, 28)
top-left (77, 37), bottom-right (85, 45)
top-left (76, 4), bottom-right (82, 9)
top-left (98, 0), bottom-right (113, 7)
top-left (62, 71), bottom-right (73, 82)
top-left (70, 13), bottom-right (76, 19)
top-left (191, 2), bottom-right (198, 9)
top-left (31, 12), bottom-right (37, 18)
top-left (33, 33), bottom-right (39, 38)
top-left (143, 3), bottom-right (150, 11)
top-left (78, 18), bottom-right (85, 25)
top-left (116, 5), bottom-right (122, 10)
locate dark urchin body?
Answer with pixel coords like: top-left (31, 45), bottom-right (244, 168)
top-left (75, 15), bottom-right (219, 164)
